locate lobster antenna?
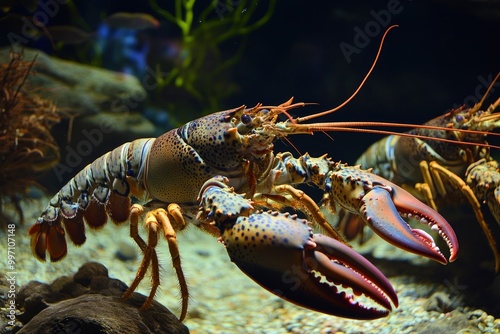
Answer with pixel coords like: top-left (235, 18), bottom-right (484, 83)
top-left (299, 124), bottom-right (500, 150)
top-left (471, 71), bottom-right (500, 113)
top-left (305, 120), bottom-right (500, 137)
top-left (288, 120), bottom-right (500, 150)
top-left (296, 24), bottom-right (399, 123)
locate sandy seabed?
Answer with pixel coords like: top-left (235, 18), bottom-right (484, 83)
top-left (1, 196), bottom-right (500, 334)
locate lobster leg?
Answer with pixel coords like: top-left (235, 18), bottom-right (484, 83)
top-left (158, 204), bottom-right (189, 321)
top-left (465, 159), bottom-right (500, 272)
top-left (256, 184), bottom-right (347, 243)
top-left (123, 205), bottom-right (161, 307)
top-left (410, 159), bottom-right (500, 271)
top-left (467, 158), bottom-right (500, 224)
top-left (124, 204), bottom-right (189, 320)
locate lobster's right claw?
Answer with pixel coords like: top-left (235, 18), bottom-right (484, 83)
top-left (221, 211), bottom-right (398, 319)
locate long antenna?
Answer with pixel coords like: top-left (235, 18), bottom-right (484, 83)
top-left (296, 24), bottom-right (398, 123)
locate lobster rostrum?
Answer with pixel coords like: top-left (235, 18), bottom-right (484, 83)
top-left (355, 73), bottom-right (500, 271)
top-left (29, 26), bottom-right (458, 321)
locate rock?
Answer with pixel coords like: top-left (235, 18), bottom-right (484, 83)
top-left (115, 240), bottom-right (138, 261)
top-left (17, 294), bottom-right (189, 334)
top-left (0, 274), bottom-right (22, 332)
top-left (73, 110), bottom-right (156, 149)
top-left (47, 107), bottom-right (157, 190)
top-left (0, 47), bottom-right (146, 116)
top-left (16, 262), bottom-right (189, 334)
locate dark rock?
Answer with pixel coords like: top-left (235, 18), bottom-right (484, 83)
top-left (73, 262), bottom-right (108, 286)
top-left (16, 262), bottom-right (189, 334)
top-left (115, 241), bottom-right (138, 261)
top-left (71, 110), bottom-right (157, 151)
top-left (17, 294), bottom-right (188, 334)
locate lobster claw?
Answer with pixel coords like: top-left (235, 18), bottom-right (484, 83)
top-left (221, 211), bottom-right (398, 319)
top-left (358, 175), bottom-right (459, 264)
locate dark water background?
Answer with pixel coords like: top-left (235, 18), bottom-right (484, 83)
top-left (230, 1), bottom-right (500, 163)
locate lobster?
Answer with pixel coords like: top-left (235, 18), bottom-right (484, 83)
top-left (354, 72), bottom-right (500, 272)
top-left (28, 97), bottom-right (462, 320)
top-left (28, 27), bottom-right (459, 321)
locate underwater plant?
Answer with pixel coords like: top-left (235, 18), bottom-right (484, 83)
top-left (0, 50), bottom-right (63, 225)
top-left (149, 0), bottom-right (277, 124)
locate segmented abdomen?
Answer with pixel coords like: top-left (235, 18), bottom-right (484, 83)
top-left (356, 135), bottom-right (397, 181)
top-left (30, 138), bottom-right (154, 262)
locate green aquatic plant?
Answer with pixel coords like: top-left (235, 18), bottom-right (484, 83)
top-left (149, 0), bottom-right (276, 124)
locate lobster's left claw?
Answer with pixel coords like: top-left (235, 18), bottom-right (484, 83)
top-left (221, 211), bottom-right (398, 319)
top-left (359, 176), bottom-right (459, 264)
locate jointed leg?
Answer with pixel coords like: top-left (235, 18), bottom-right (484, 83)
top-left (157, 204), bottom-right (188, 321)
top-left (430, 162), bottom-right (500, 272)
top-left (266, 184), bottom-right (347, 243)
top-left (123, 204), bottom-right (160, 307)
top-left (123, 204), bottom-right (189, 320)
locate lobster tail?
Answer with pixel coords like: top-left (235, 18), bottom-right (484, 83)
top-left (29, 219), bottom-right (67, 262)
top-left (30, 139), bottom-right (153, 262)
top-left (84, 198), bottom-right (108, 228)
top-left (63, 214), bottom-right (86, 245)
top-left (106, 192), bottom-right (132, 223)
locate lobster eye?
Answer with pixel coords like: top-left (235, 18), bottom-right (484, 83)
top-left (237, 114), bottom-right (254, 135)
top-left (455, 114), bottom-right (464, 122)
top-left (241, 114), bottom-right (252, 124)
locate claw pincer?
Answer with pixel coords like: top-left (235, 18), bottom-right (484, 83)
top-left (198, 178), bottom-right (398, 319)
top-left (328, 165), bottom-right (459, 264)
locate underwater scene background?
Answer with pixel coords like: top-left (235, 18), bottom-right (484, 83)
top-left (1, 1), bottom-right (500, 333)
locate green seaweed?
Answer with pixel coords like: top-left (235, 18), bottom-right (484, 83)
top-left (149, 0), bottom-right (276, 124)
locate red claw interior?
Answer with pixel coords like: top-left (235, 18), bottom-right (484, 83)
top-left (308, 234), bottom-right (399, 318)
top-left (360, 179), bottom-right (459, 264)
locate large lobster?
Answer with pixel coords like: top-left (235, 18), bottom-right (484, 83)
top-left (29, 98), bottom-right (459, 320)
top-left (354, 74), bottom-right (500, 271)
top-left (29, 27), bottom-right (459, 321)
